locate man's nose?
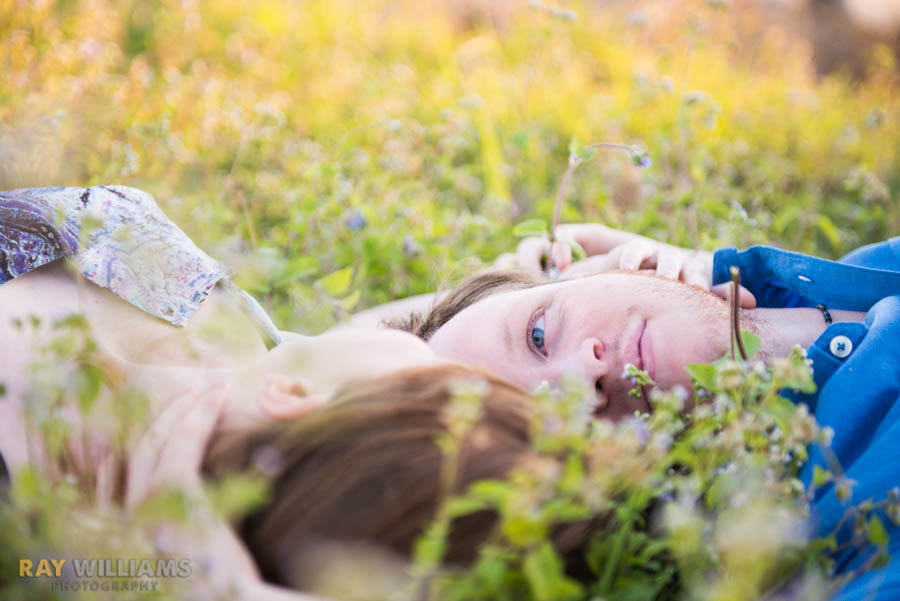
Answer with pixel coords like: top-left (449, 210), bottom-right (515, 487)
top-left (578, 337), bottom-right (609, 379)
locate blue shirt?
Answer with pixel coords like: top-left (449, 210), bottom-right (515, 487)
top-left (713, 237), bottom-right (900, 600)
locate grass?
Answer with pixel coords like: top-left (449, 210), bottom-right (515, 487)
top-left (2, 0), bottom-right (898, 332)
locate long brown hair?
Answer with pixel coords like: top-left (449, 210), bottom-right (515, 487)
top-left (203, 364), bottom-right (536, 587)
top-left (384, 269), bottom-right (543, 340)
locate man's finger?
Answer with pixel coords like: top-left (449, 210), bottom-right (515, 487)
top-left (515, 237), bottom-right (550, 275)
top-left (549, 240), bottom-right (573, 272)
top-left (558, 253), bottom-right (620, 279)
top-left (681, 257), bottom-right (710, 290)
top-left (493, 252), bottom-right (518, 269)
top-left (655, 251), bottom-right (684, 280)
top-left (619, 241), bottom-right (655, 271)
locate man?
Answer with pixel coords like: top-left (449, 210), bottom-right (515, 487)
top-left (388, 224), bottom-right (900, 600)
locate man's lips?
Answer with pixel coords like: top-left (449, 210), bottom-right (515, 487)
top-left (623, 319), bottom-right (646, 372)
top-left (638, 321), bottom-right (654, 382)
top-left (620, 318), bottom-right (653, 414)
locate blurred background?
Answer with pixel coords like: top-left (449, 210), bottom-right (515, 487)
top-left (1, 0), bottom-right (898, 333)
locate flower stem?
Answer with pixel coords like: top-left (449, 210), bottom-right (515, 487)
top-left (730, 267), bottom-right (748, 361)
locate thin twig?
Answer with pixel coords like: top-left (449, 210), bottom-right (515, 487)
top-left (730, 266), bottom-right (748, 361)
top-left (546, 142), bottom-right (644, 275)
top-left (550, 159), bottom-right (577, 249)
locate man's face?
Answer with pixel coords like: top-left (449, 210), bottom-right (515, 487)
top-left (427, 272), bottom-right (732, 420)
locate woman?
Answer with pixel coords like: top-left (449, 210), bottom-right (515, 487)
top-left (0, 185), bottom-right (452, 479)
top-left (202, 364), bottom-right (557, 593)
top-left (0, 186), bottom-right (559, 599)
top-left (95, 364), bottom-right (557, 600)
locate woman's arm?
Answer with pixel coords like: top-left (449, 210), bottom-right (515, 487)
top-left (118, 385), bottom-right (335, 601)
top-left (347, 292), bottom-right (438, 329)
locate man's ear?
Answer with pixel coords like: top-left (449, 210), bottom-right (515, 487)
top-left (257, 373), bottom-right (326, 420)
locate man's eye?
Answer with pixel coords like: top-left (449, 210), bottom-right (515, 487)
top-left (530, 315), bottom-right (546, 351)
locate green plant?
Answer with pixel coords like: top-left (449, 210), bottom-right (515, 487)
top-left (412, 331), bottom-right (893, 601)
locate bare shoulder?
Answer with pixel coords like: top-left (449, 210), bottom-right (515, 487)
top-left (0, 261), bottom-right (267, 368)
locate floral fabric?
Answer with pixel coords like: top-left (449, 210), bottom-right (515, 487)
top-left (0, 185), bottom-right (229, 327)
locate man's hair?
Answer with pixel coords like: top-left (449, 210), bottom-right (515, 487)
top-left (385, 269), bottom-right (544, 340)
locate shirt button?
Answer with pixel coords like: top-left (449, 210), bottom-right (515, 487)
top-left (829, 335), bottom-right (853, 359)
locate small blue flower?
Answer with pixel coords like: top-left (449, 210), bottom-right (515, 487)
top-left (403, 234), bottom-right (421, 257)
top-left (345, 210), bottom-right (367, 231)
top-left (632, 153), bottom-right (652, 168)
top-left (658, 490), bottom-right (675, 503)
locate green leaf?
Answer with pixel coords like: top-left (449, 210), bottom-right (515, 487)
top-left (560, 238), bottom-right (587, 261)
top-left (772, 204), bottom-right (804, 235)
top-left (523, 542), bottom-right (583, 601)
top-left (578, 146), bottom-right (596, 161)
top-left (817, 214), bottom-right (841, 250)
top-left (685, 363), bottom-right (716, 390)
top-left (705, 472), bottom-right (737, 508)
top-left (339, 289), bottom-right (361, 310)
top-left (812, 465), bottom-right (831, 488)
top-left (0, 382), bottom-right (5, 397)
top-left (738, 329), bottom-right (760, 359)
top-left (274, 256), bottom-right (319, 286)
top-left (872, 553), bottom-right (891, 570)
top-left (73, 364), bottom-right (104, 414)
top-left (316, 266), bottom-right (353, 296)
top-left (207, 474), bottom-right (270, 520)
top-left (444, 496), bottom-right (489, 518)
top-left (502, 515), bottom-right (547, 546)
top-left (513, 218), bottom-right (548, 238)
top-left (808, 536), bottom-right (837, 553)
top-left (413, 521), bottom-right (448, 567)
top-left (559, 453), bottom-right (584, 494)
top-left (469, 479), bottom-right (515, 507)
top-left (763, 394), bottom-right (797, 432)
top-left (568, 136), bottom-right (580, 159)
top-left (542, 498), bottom-right (591, 522)
top-left (869, 515), bottom-right (889, 547)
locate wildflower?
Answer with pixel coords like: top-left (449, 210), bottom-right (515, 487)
top-left (402, 234), bottom-right (420, 257)
top-left (835, 477), bottom-right (857, 503)
top-left (889, 487), bottom-right (900, 503)
top-left (632, 152), bottom-right (652, 168)
top-left (716, 360), bottom-right (743, 390)
top-left (683, 90), bottom-right (708, 105)
top-left (623, 417), bottom-right (650, 445)
top-left (345, 210), bottom-right (367, 231)
top-left (887, 502), bottom-right (900, 526)
top-left (252, 444), bottom-right (285, 477)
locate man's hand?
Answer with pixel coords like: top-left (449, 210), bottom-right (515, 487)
top-left (495, 223), bottom-right (756, 308)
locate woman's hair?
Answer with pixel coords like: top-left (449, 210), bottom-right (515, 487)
top-left (203, 364), bottom-right (538, 588)
top-left (384, 269), bottom-right (544, 340)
